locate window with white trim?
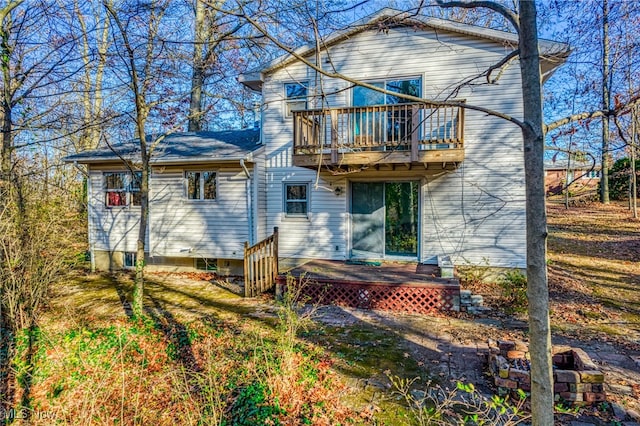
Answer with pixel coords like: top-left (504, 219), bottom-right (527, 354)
top-left (124, 252), bottom-right (137, 268)
top-left (185, 171), bottom-right (217, 200)
top-left (284, 82), bottom-right (308, 117)
top-left (284, 183), bottom-right (309, 216)
top-left (104, 171), bottom-right (142, 207)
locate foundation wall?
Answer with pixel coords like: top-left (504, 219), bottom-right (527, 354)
top-left (92, 250), bottom-right (244, 275)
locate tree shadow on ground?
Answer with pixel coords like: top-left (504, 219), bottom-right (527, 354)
top-left (145, 294), bottom-right (201, 371)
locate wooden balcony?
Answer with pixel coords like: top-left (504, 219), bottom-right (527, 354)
top-left (292, 102), bottom-right (464, 169)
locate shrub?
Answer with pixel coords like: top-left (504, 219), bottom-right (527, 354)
top-left (607, 157), bottom-right (640, 200)
top-left (499, 270), bottom-right (528, 313)
top-left (457, 257), bottom-right (491, 286)
top-left (388, 375), bottom-right (529, 425)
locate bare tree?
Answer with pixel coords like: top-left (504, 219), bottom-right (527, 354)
top-left (74, 1), bottom-right (111, 151)
top-left (103, 0), bottom-right (191, 316)
top-left (0, 0), bottom-right (86, 409)
top-left (601, 0), bottom-right (611, 203)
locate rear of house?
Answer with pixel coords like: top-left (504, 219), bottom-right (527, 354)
top-left (67, 8), bottom-right (568, 276)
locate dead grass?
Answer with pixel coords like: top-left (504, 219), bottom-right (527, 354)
top-left (547, 201), bottom-right (640, 348)
top-left (10, 201), bottom-right (640, 424)
top-left (13, 272), bottom-right (360, 425)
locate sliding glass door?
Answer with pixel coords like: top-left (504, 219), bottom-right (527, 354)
top-left (351, 181), bottom-right (419, 259)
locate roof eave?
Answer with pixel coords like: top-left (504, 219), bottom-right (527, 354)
top-left (238, 71), bottom-right (263, 91)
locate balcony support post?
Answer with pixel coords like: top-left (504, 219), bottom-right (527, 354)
top-left (330, 109), bottom-right (338, 165)
top-left (411, 105), bottom-right (420, 162)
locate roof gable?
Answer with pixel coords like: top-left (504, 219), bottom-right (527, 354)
top-left (239, 7), bottom-right (570, 91)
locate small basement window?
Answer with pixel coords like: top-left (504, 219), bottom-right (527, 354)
top-left (124, 252), bottom-right (137, 268)
top-left (196, 258), bottom-right (217, 271)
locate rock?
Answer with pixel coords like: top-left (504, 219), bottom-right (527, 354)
top-left (580, 370), bottom-right (605, 383)
top-left (555, 370), bottom-right (580, 383)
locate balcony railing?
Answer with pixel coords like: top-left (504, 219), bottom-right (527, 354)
top-left (292, 102), bottom-right (465, 168)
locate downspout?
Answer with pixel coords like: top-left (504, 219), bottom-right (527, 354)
top-left (77, 162), bottom-right (96, 273)
top-left (240, 158), bottom-right (254, 246)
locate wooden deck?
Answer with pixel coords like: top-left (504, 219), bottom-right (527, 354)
top-left (279, 260), bottom-right (460, 313)
top-left (282, 259), bottom-right (458, 286)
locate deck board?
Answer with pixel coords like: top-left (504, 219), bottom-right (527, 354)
top-left (282, 259), bottom-right (459, 287)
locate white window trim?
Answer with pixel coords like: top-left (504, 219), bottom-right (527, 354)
top-left (283, 182), bottom-right (310, 219)
top-left (124, 251), bottom-right (137, 269)
top-left (283, 81), bottom-right (308, 119)
top-left (184, 170), bottom-right (217, 201)
top-left (104, 171), bottom-right (142, 208)
top-left (350, 75), bottom-right (423, 107)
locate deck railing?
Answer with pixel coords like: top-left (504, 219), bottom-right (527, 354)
top-left (244, 227), bottom-right (279, 297)
top-left (292, 102), bottom-right (464, 165)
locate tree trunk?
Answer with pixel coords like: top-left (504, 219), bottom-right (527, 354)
top-left (188, 0), bottom-right (206, 132)
top-left (601, 0), bottom-right (611, 204)
top-left (133, 111), bottom-right (148, 318)
top-left (519, 2), bottom-right (554, 424)
top-left (632, 106), bottom-right (638, 218)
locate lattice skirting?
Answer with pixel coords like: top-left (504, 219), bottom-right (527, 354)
top-left (280, 279), bottom-right (460, 314)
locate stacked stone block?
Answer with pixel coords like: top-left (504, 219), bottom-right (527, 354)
top-left (487, 340), bottom-right (606, 406)
top-left (552, 347), bottom-right (606, 405)
top-left (488, 340), bottom-right (531, 396)
top-left (459, 289), bottom-right (490, 314)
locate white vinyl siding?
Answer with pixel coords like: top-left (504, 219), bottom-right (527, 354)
top-left (87, 165), bottom-right (252, 261)
top-left (149, 167), bottom-right (250, 259)
top-left (266, 168), bottom-right (347, 260)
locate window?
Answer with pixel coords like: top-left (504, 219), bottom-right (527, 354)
top-left (284, 82), bottom-right (308, 117)
top-left (124, 252), bottom-right (137, 268)
top-left (284, 183), bottom-right (309, 216)
top-left (196, 258), bottom-right (217, 271)
top-left (185, 171), bottom-right (217, 200)
top-left (583, 170), bottom-right (600, 179)
top-left (352, 77), bottom-right (422, 142)
top-left (104, 171), bottom-right (142, 207)
top-left (352, 78), bottom-right (421, 107)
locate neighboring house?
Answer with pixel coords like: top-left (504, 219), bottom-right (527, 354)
top-left (67, 9), bottom-right (569, 274)
top-left (544, 160), bottom-right (601, 195)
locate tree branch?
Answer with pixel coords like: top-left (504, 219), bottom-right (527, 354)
top-left (433, 0), bottom-right (520, 33)
top-left (221, 5), bottom-right (526, 130)
top-left (545, 94), bottom-right (640, 133)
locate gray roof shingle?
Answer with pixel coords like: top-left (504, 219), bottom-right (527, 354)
top-left (64, 129), bottom-right (261, 164)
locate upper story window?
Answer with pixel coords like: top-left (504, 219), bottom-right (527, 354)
top-left (352, 78), bottom-right (422, 142)
top-left (284, 183), bottom-right (308, 217)
top-left (185, 171), bottom-right (217, 200)
top-left (284, 82), bottom-right (308, 117)
top-left (104, 171), bottom-right (142, 207)
top-left (352, 78), bottom-right (421, 106)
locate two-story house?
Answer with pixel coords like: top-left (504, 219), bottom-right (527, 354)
top-left (66, 8), bottom-right (569, 279)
